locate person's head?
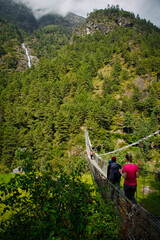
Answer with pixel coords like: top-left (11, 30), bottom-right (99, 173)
top-left (126, 153), bottom-right (132, 162)
top-left (111, 156), bottom-right (116, 162)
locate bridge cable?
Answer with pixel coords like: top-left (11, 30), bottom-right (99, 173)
top-left (99, 129), bottom-right (160, 156)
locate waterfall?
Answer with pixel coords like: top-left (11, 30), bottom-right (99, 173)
top-left (22, 43), bottom-right (31, 68)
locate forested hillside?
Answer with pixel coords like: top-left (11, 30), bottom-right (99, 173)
top-left (0, 6), bottom-right (160, 173)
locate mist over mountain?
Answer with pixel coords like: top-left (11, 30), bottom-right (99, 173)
top-left (0, 0), bottom-right (38, 32)
top-left (0, 0), bottom-right (85, 32)
top-left (37, 12), bottom-right (85, 28)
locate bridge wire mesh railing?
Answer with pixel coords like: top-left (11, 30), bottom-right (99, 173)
top-left (85, 129), bottom-right (160, 240)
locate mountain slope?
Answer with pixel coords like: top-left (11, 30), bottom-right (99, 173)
top-left (75, 7), bottom-right (160, 36)
top-left (0, 7), bottom-right (160, 173)
top-left (37, 13), bottom-right (71, 28)
top-left (0, 0), bottom-right (85, 32)
top-left (64, 12), bottom-right (86, 27)
top-left (37, 12), bottom-right (85, 28)
top-left (26, 25), bottom-right (72, 59)
top-left (0, 0), bottom-right (38, 32)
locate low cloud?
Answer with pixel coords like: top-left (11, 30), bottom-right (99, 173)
top-left (14, 0), bottom-right (160, 27)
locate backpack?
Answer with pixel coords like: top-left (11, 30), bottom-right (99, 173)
top-left (109, 162), bottom-right (121, 183)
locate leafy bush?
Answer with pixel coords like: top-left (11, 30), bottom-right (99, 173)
top-left (0, 163), bottom-right (120, 240)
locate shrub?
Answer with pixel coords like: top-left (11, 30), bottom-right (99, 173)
top-left (0, 163), bottom-right (120, 240)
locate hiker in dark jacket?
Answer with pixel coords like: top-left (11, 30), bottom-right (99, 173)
top-left (107, 157), bottom-right (113, 179)
top-left (90, 151), bottom-right (93, 159)
top-left (107, 156), bottom-right (121, 201)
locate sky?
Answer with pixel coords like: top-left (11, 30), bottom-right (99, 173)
top-left (15, 0), bottom-right (160, 27)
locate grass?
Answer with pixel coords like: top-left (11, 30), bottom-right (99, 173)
top-left (136, 172), bottom-right (160, 217)
top-left (120, 173), bottom-right (160, 217)
top-left (0, 173), bottom-right (15, 184)
top-left (82, 171), bottom-right (160, 217)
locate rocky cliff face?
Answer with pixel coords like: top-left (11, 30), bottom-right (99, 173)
top-left (75, 17), bottom-right (134, 36)
top-left (74, 19), bottom-right (113, 36)
top-left (115, 17), bottom-right (134, 27)
top-left (65, 12), bottom-right (86, 27)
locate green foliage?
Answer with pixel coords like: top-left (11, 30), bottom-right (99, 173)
top-left (0, 6), bottom-right (160, 172)
top-left (0, 44), bottom-right (5, 57)
top-left (0, 18), bottom-right (22, 43)
top-left (27, 25), bottom-right (72, 59)
top-left (15, 148), bottom-right (33, 173)
top-left (0, 8), bottom-right (160, 238)
top-left (123, 111), bottom-right (133, 133)
top-left (144, 87), bottom-right (158, 115)
top-left (0, 173), bottom-right (14, 184)
top-left (111, 57), bottom-right (122, 84)
top-left (132, 85), bottom-right (144, 111)
top-left (137, 170), bottom-right (160, 216)
top-left (121, 95), bottom-right (134, 112)
top-left (0, 164), bottom-right (120, 240)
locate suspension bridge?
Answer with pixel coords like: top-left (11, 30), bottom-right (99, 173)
top-left (85, 129), bottom-right (160, 240)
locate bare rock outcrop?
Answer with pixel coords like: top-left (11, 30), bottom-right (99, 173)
top-left (115, 17), bottom-right (134, 27)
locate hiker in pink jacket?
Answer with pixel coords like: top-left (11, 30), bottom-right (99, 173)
top-left (119, 153), bottom-right (139, 204)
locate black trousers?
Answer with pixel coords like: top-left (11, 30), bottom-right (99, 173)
top-left (124, 184), bottom-right (137, 204)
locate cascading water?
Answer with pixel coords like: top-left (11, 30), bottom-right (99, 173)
top-left (22, 43), bottom-right (31, 68)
